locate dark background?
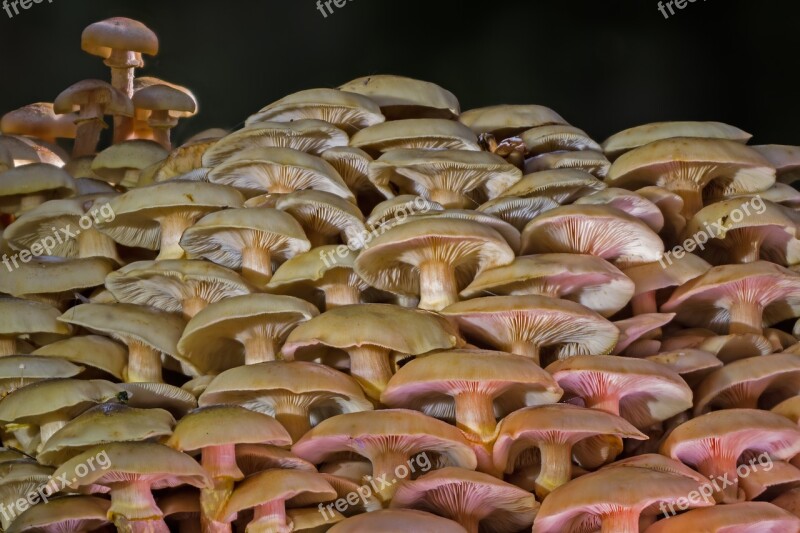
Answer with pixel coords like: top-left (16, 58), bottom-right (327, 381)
top-left (0, 0), bottom-right (797, 145)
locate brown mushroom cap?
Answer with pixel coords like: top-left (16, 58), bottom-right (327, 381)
top-left (602, 121), bottom-right (752, 160)
top-left (31, 335), bottom-right (127, 380)
top-left (498, 169), bottom-right (606, 203)
top-left (0, 163), bottom-right (77, 214)
top-left (459, 104), bottom-right (567, 139)
top-left (53, 79), bottom-right (133, 118)
top-left (167, 405), bottom-right (291, 452)
top-left (276, 190), bottom-right (366, 247)
top-left (0, 298), bottom-right (72, 355)
top-left (91, 139), bottom-right (168, 185)
top-left (81, 17), bottom-right (159, 60)
top-left (753, 144), bottom-right (800, 184)
top-left (525, 150), bottom-right (611, 179)
top-left (645, 501), bottom-right (800, 533)
top-left (646, 349), bottom-right (723, 387)
top-left (5, 495), bottom-right (111, 533)
top-left (351, 119), bottom-right (482, 156)
top-left (1, 102), bottom-right (77, 142)
top-left (520, 124), bottom-right (601, 155)
top-left (339, 75), bottom-right (460, 120)
top-left (329, 509), bottom-right (468, 533)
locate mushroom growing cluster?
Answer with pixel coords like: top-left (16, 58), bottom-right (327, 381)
top-left (0, 16), bottom-right (799, 533)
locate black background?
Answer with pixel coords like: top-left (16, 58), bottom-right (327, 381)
top-left (0, 0), bottom-right (797, 146)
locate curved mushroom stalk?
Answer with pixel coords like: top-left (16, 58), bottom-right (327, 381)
top-left (200, 445), bottom-right (241, 531)
top-left (110, 481), bottom-right (171, 533)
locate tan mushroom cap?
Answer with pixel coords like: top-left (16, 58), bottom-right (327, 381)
top-left (390, 467), bottom-right (538, 533)
top-left (133, 83), bottom-right (197, 118)
top-left (276, 190), bottom-right (366, 248)
top-left (119, 382), bottom-right (197, 418)
top-left (31, 335), bottom-right (126, 380)
top-left (6, 495), bottom-right (111, 533)
top-left (151, 137), bottom-right (215, 182)
top-left (53, 79), bottom-right (134, 118)
top-left (623, 253), bottom-right (711, 314)
top-left (368, 149), bottom-right (522, 208)
top-left (0, 163), bottom-right (77, 214)
top-left (752, 144), bottom-right (800, 184)
top-left (521, 204), bottom-right (665, 267)
top-left (331, 509), bottom-right (468, 533)
top-left (37, 402), bottom-right (176, 465)
top-left (0, 356), bottom-right (83, 398)
top-left (1, 102), bottom-right (77, 142)
top-left (354, 217), bottom-right (515, 311)
top-left (661, 261), bottom-right (800, 335)
top-left (547, 355), bottom-right (693, 428)
top-left (613, 312), bottom-right (676, 354)
top-left (396, 210), bottom-right (521, 253)
top-left (168, 405), bottom-right (291, 452)
top-left (179, 207), bottom-right (311, 286)
top-left (0, 135), bottom-right (66, 167)
top-left (0, 298), bottom-right (72, 355)
top-left (207, 145), bottom-right (354, 201)
top-left (520, 124), bottom-right (601, 154)
top-left (236, 444), bottom-right (317, 476)
top-left (498, 169), bottom-right (606, 203)
top-left (772, 487), bottom-right (800, 519)
top-left (177, 293), bottom-right (319, 371)
top-left (607, 138), bottom-right (775, 218)
top-left (535, 466), bottom-right (712, 533)
top-left (0, 257), bottom-right (115, 308)
top-left (339, 75), bottom-right (460, 120)
top-left (739, 460), bottom-right (800, 501)
top-left (366, 195), bottom-right (444, 228)
top-left (247, 88), bottom-right (385, 134)
top-left (288, 507), bottom-right (345, 531)
top-left (350, 119), bottom-right (482, 156)
top-left (462, 254), bottom-right (634, 318)
top-left (382, 349), bottom-right (562, 442)
top-left (646, 501), bottom-right (800, 533)
top-left (105, 259), bottom-right (252, 319)
top-left (773, 395), bottom-right (800, 425)
top-left (525, 150), bottom-right (611, 179)
top-left (693, 353), bottom-right (800, 415)
top-left (91, 139), bottom-right (168, 185)
top-left (442, 295), bottom-right (619, 365)
top-left (202, 119), bottom-right (349, 167)
top-left (476, 195), bottom-right (560, 231)
top-left (81, 17), bottom-right (159, 60)
top-left (602, 121), bottom-right (752, 159)
top-left (459, 104), bottom-right (567, 138)
top-left (646, 349), bottom-right (723, 387)
top-left (321, 146), bottom-right (375, 195)
top-left (575, 187), bottom-right (665, 232)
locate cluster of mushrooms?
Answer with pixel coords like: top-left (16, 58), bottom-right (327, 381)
top-left (0, 15), bottom-right (798, 533)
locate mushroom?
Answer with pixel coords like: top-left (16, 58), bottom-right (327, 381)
top-left (661, 409), bottom-right (800, 503)
top-left (177, 294), bottom-right (319, 369)
top-left (59, 302), bottom-right (189, 383)
top-left (739, 460), bottom-right (800, 501)
top-left (354, 217), bottom-right (515, 311)
top-left (395, 210), bottom-right (521, 254)
top-left (167, 405), bottom-right (292, 531)
top-left (330, 509), bottom-right (468, 532)
top-left (390, 467), bottom-right (538, 533)
top-left (0, 134), bottom-right (66, 167)
top-left (96, 181), bottom-right (244, 260)
top-left (350, 119), bottom-right (482, 156)
top-left (461, 254), bottom-right (634, 318)
top-left (275, 190), bottom-right (367, 248)
top-left (5, 495), bottom-right (111, 533)
top-left (54, 442), bottom-right (210, 532)
top-left (0, 102), bottom-right (77, 144)
top-left (645, 501), bottom-right (800, 533)
top-left (53, 79), bottom-right (133, 157)
top-left (574, 187), bottom-right (665, 232)
top-left (0, 163), bottom-right (77, 214)
top-left (282, 304), bottom-right (462, 399)
top-left (246, 88), bottom-right (385, 134)
top-left (151, 137), bottom-right (216, 182)
top-left (601, 121), bottom-right (752, 160)
top-left (661, 261), bottom-right (800, 335)
top-left (339, 75), bottom-right (460, 120)
top-left (773, 487), bottom-right (800, 518)
top-left (442, 295), bottom-right (619, 365)
top-left (606, 138), bottom-right (775, 218)
top-left (0, 356), bottom-right (83, 398)
top-left (91, 139), bottom-right (168, 186)
top-left (382, 349), bottom-right (562, 443)
top-left (773, 395), bottom-right (800, 424)
top-left (459, 104), bottom-right (567, 140)
top-left (292, 409), bottom-right (477, 503)
top-left (612, 313), bottom-right (676, 355)
top-left (622, 253), bottom-right (710, 315)
top-left (366, 196), bottom-right (444, 229)
top-left (476, 195), bottom-right (560, 231)
top-left (646, 349), bottom-right (723, 387)
top-left (179, 207), bottom-right (310, 287)
top-left (236, 445), bottom-right (317, 476)
top-left (119, 382), bottom-right (197, 418)
top-left (498, 169), bottom-right (606, 204)
top-left (752, 144), bottom-right (800, 184)
top-left (520, 124), bottom-right (601, 154)
top-left (159, 489), bottom-right (202, 533)
top-left (547, 355), bottom-right (693, 429)
top-left (31, 335), bottom-right (128, 381)
top-left (525, 150), bottom-right (611, 178)
top-left (0, 298), bottom-right (72, 356)
top-left (0, 461), bottom-right (55, 529)
top-left (132, 80), bottom-right (198, 149)
top-left (288, 508), bottom-right (345, 531)
top-left (321, 147), bottom-right (381, 206)
top-left (492, 404), bottom-right (646, 498)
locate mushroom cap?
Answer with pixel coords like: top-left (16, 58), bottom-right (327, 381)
top-left (498, 169), bottom-right (607, 203)
top-left (575, 187), bottom-right (665, 232)
top-left (276, 190), bottom-right (366, 246)
top-left (37, 402), bottom-right (176, 465)
top-left (461, 254), bottom-right (634, 318)
top-left (31, 335), bottom-right (127, 380)
top-left (623, 253), bottom-right (711, 295)
top-left (602, 121), bottom-right (752, 159)
top-left (178, 294), bottom-right (319, 373)
top-left (292, 409), bottom-right (477, 469)
top-left (168, 405), bottom-right (291, 451)
top-left (0, 257), bottom-right (114, 303)
top-left (693, 353), bottom-right (800, 414)
top-left (81, 17), bottom-right (158, 58)
top-left (350, 119), bottom-right (482, 156)
top-left (354, 217), bottom-right (515, 300)
top-left (0, 135), bottom-right (66, 167)
top-left (6, 495), bottom-right (111, 533)
top-left (53, 79), bottom-right (133, 117)
top-left (613, 312), bottom-right (676, 354)
top-left (525, 150), bottom-right (611, 178)
top-left (493, 404), bottom-right (647, 473)
top-left (237, 444), bottom-right (318, 475)
top-left (0, 298), bottom-right (72, 338)
top-left (198, 361), bottom-right (372, 418)
top-left (329, 509), bottom-right (468, 533)
top-left (661, 261), bottom-right (800, 333)
top-left (773, 395), bottom-right (800, 424)
top-left (753, 144), bottom-right (800, 184)
top-left (339, 75), bottom-right (460, 120)
top-left (267, 245), bottom-right (367, 293)
top-left (54, 442), bottom-right (210, 491)
top-left (96, 181), bottom-right (244, 250)
top-left (321, 146), bottom-right (375, 193)
top-left (646, 349), bottom-right (723, 386)
top-left (0, 355), bottom-right (83, 392)
top-left (246, 88), bottom-right (385, 134)
top-left (661, 409), bottom-right (800, 466)
top-left (151, 137), bottom-right (215, 182)
top-left (442, 295), bottom-right (619, 359)
top-left (459, 104), bottom-right (567, 138)
top-left (367, 195), bottom-right (445, 228)
top-left (282, 304), bottom-right (461, 357)
top-left (521, 204), bottom-right (665, 267)
top-left (390, 467), bottom-right (538, 533)
top-left (0, 378), bottom-right (123, 425)
top-left (179, 207), bottom-right (311, 269)
top-left (0, 163), bottom-right (77, 213)
top-left (368, 149), bottom-right (522, 203)
top-left (476, 195), bottom-right (560, 231)
top-left (118, 382), bottom-right (197, 418)
top-left (381, 349), bottom-right (562, 418)
top-left (288, 507), bottom-right (346, 531)
top-left (547, 355), bottom-right (693, 428)
top-left (607, 138), bottom-right (776, 194)
top-left (202, 120), bottom-right (349, 167)
top-left (207, 146), bottom-right (353, 201)
top-left (91, 139), bottom-right (169, 183)
top-left (1, 102), bottom-right (77, 140)
top-left (133, 82), bottom-right (198, 116)
top-left (532, 466), bottom-right (711, 533)
top-left (521, 124), bottom-right (601, 154)
top-left (645, 501), bottom-right (800, 533)
top-left (772, 487), bottom-right (800, 518)
top-left (105, 259), bottom-right (253, 313)
top-left (396, 210), bottom-right (521, 253)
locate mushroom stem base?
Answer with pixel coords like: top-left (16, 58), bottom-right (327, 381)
top-left (110, 480), bottom-right (165, 523)
top-left (509, 340), bottom-right (541, 365)
top-left (536, 442), bottom-right (574, 498)
top-left (250, 500), bottom-right (291, 533)
top-left (631, 291), bottom-right (658, 316)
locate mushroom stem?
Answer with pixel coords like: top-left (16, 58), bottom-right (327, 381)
top-left (157, 213), bottom-right (196, 260)
top-left (418, 260), bottom-right (459, 311)
top-left (631, 291), bottom-right (658, 315)
top-left (110, 480), bottom-right (167, 528)
top-left (671, 183), bottom-right (704, 219)
top-left (182, 297), bottom-right (209, 320)
top-left (38, 416), bottom-right (68, 447)
top-left (241, 247), bottom-right (273, 287)
top-left (600, 510), bottom-right (640, 533)
top-left (178, 520), bottom-right (203, 533)
top-left (453, 390), bottom-right (497, 443)
top-left (347, 345), bottom-right (394, 400)
top-left (77, 228), bottom-right (122, 263)
top-left (274, 401), bottom-right (312, 443)
top-left (508, 340), bottom-right (541, 365)
top-left (251, 500), bottom-right (291, 533)
top-left (201, 446), bottom-right (240, 530)
top-left (371, 449), bottom-right (409, 503)
top-left (107, 49), bottom-right (137, 144)
top-left (202, 444), bottom-right (243, 481)
top-left (0, 337), bottom-right (16, 357)
top-left (728, 229), bottom-right (763, 263)
top-left (115, 516), bottom-right (171, 533)
top-left (18, 193), bottom-right (48, 213)
top-left (584, 394), bottom-right (621, 416)
top-left (73, 118), bottom-right (105, 157)
top-left (698, 453), bottom-right (740, 503)
top-left (126, 340), bottom-right (163, 383)
top-left (729, 302), bottom-right (764, 335)
top-left (152, 127), bottom-right (172, 151)
top-left (536, 442), bottom-right (574, 499)
top-left (243, 336), bottom-right (279, 365)
top-left (429, 189), bottom-right (469, 209)
top-left (322, 284), bottom-right (362, 309)
top-left (307, 232), bottom-right (337, 248)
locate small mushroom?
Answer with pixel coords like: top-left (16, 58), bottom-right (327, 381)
top-left (0, 102), bottom-right (77, 144)
top-left (0, 356), bottom-right (83, 398)
top-left (31, 335), bottom-right (127, 381)
top-left (5, 495), bottom-right (111, 533)
top-left (91, 139), bottom-right (168, 186)
top-left (339, 75), bottom-right (460, 120)
top-left (520, 124), bottom-right (601, 155)
top-left (752, 144), bottom-right (800, 184)
top-left (646, 349), bottom-right (723, 387)
top-left (276, 190), bottom-right (366, 248)
top-left (525, 150), bottom-right (611, 178)
top-left (622, 253), bottom-right (710, 315)
top-left (459, 104), bottom-right (567, 140)
top-left (350, 119), bottom-right (481, 156)
top-left (0, 298), bottom-right (71, 356)
top-left (131, 79), bottom-right (197, 150)
top-left (645, 501), bottom-right (800, 533)
top-left (497, 169), bottom-right (606, 204)
top-left (0, 163), bottom-right (77, 214)
top-left (601, 121), bottom-right (751, 160)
